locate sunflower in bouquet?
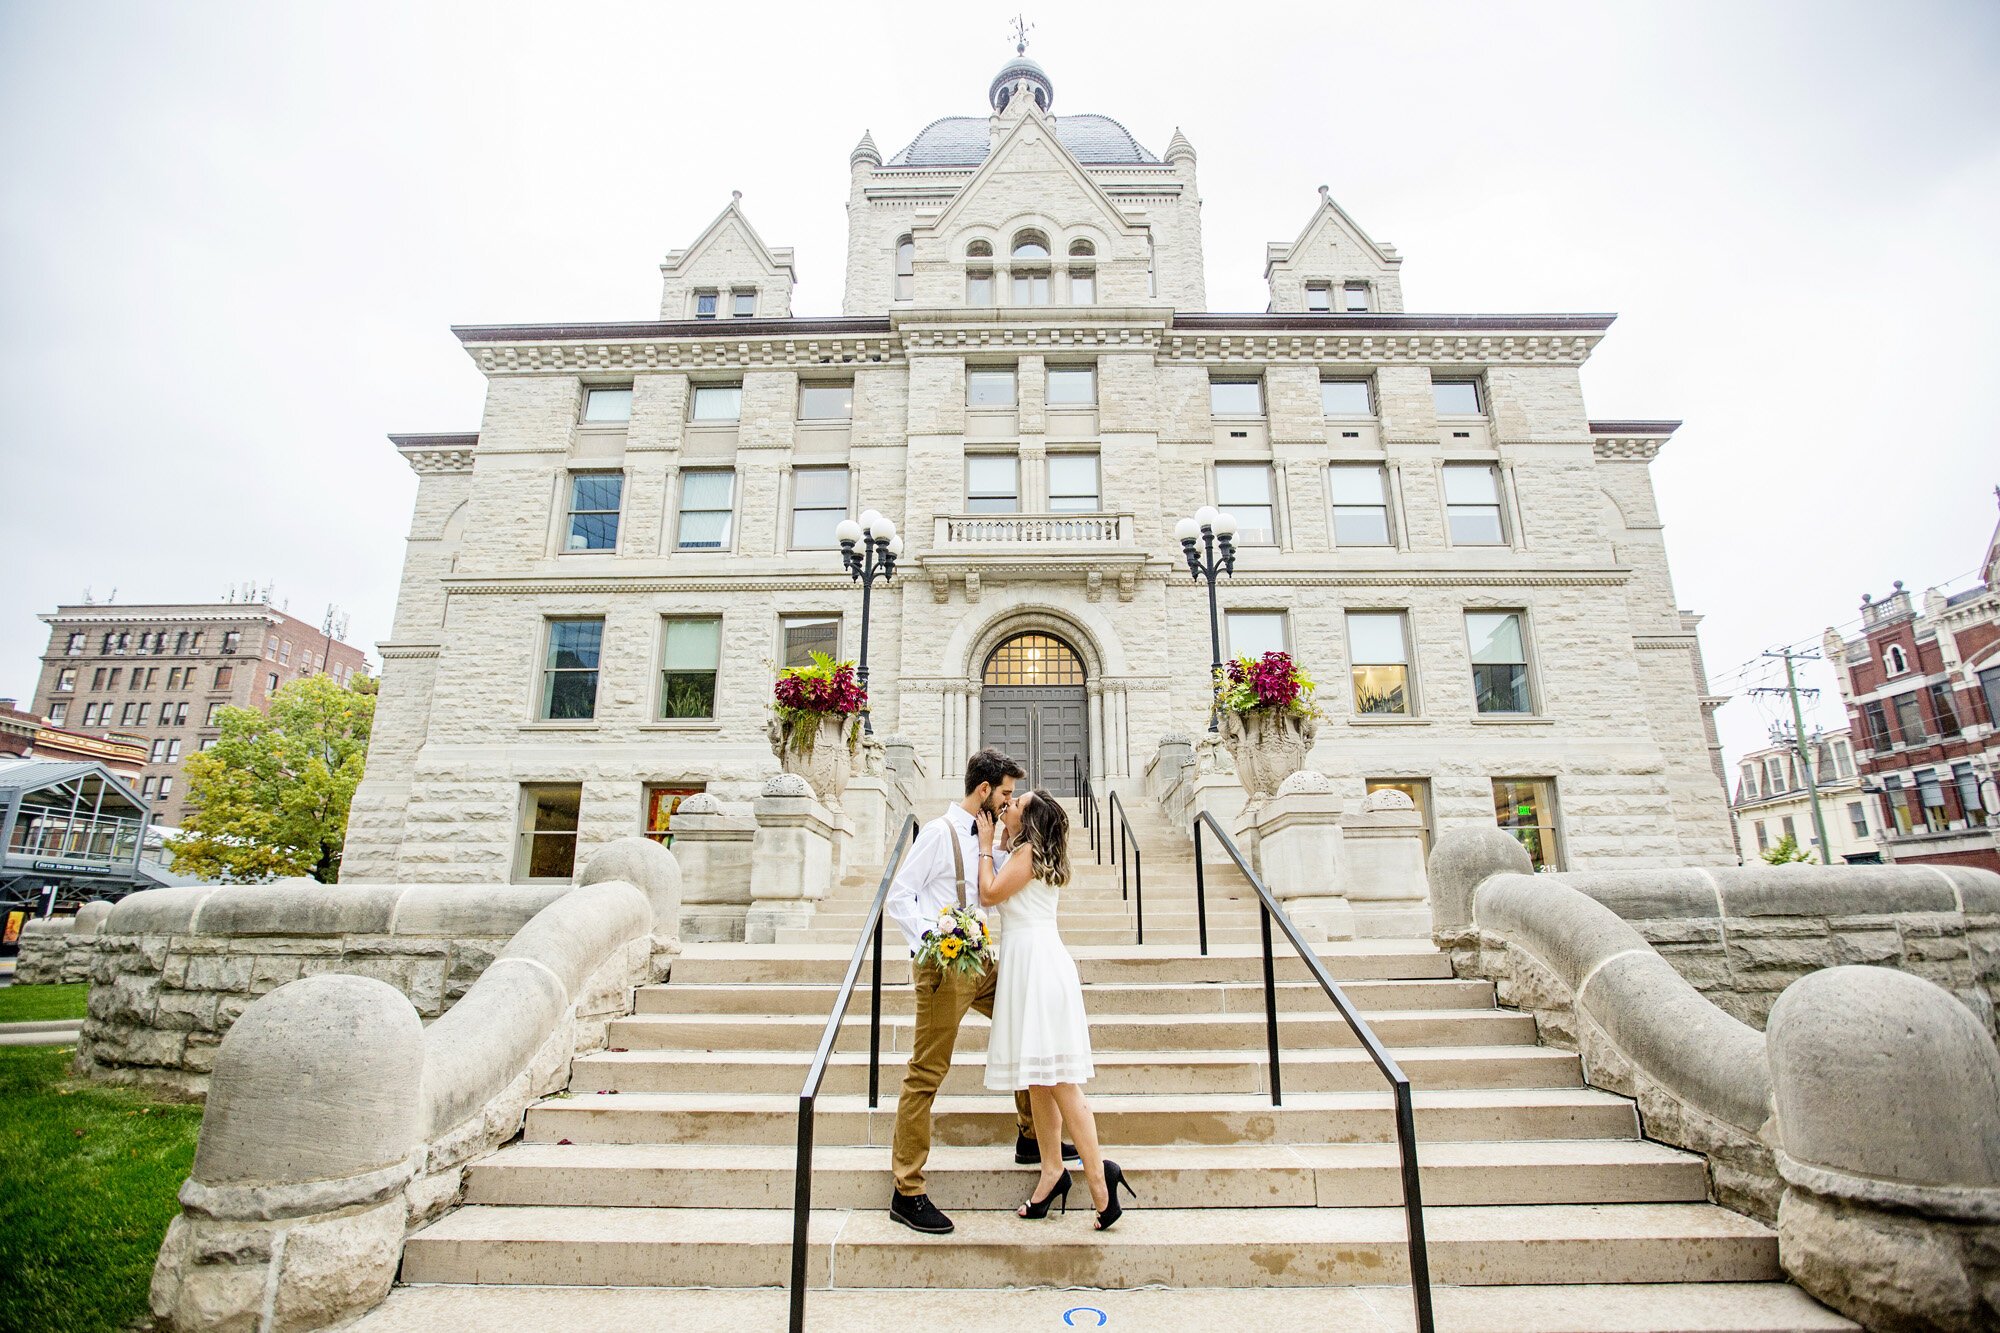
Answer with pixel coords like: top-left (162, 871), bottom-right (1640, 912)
top-left (916, 905), bottom-right (993, 977)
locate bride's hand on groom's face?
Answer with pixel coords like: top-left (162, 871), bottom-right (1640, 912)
top-left (974, 808), bottom-right (996, 848)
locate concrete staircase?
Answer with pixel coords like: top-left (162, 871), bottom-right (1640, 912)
top-left (361, 805), bottom-right (1853, 1332)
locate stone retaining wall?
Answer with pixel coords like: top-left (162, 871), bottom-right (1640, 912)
top-left (75, 882), bottom-right (568, 1097)
top-left (13, 900), bottom-right (114, 985)
top-left (1553, 864), bottom-right (2000, 1036)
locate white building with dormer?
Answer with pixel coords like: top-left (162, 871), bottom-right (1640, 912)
top-left (343, 54), bottom-right (1735, 897)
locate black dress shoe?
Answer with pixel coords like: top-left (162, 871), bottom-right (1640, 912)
top-left (889, 1191), bottom-right (954, 1235)
top-left (1015, 1132), bottom-right (1082, 1165)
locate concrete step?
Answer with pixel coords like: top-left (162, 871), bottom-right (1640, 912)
top-left (785, 925), bottom-right (1319, 946)
top-left (633, 977), bottom-right (1498, 1017)
top-left (464, 1139), bottom-right (1709, 1211)
top-left (571, 1044), bottom-right (1584, 1096)
top-left (667, 942), bottom-right (1453, 986)
top-left (524, 1088), bottom-right (1639, 1147)
top-left (355, 1281), bottom-right (1857, 1331)
top-left (605, 1007), bottom-right (1536, 1054)
top-left (401, 1202), bottom-right (1779, 1289)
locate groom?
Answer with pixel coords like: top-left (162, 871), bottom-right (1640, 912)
top-left (885, 746), bottom-right (1079, 1235)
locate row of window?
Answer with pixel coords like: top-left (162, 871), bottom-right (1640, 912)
top-left (72, 700), bottom-right (220, 730)
top-left (140, 775), bottom-right (176, 800)
top-left (690, 288), bottom-right (760, 319)
top-left (559, 459), bottom-right (1511, 554)
top-left (511, 773), bottom-right (1563, 881)
top-left (1880, 762), bottom-right (1992, 836)
top-left (575, 371), bottom-right (1483, 426)
top-left (66, 629), bottom-right (242, 657)
top-left (1858, 680), bottom-right (1982, 752)
top-left (61, 665), bottom-right (237, 694)
top-left (1303, 281), bottom-right (1375, 313)
top-left (1749, 802), bottom-right (1874, 855)
top-left (1738, 739), bottom-right (1855, 802)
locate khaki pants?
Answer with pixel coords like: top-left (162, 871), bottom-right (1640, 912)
top-left (891, 958), bottom-right (1034, 1197)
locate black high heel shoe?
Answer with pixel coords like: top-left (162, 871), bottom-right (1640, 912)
top-left (1094, 1160), bottom-right (1137, 1232)
top-left (1019, 1170), bottom-right (1071, 1219)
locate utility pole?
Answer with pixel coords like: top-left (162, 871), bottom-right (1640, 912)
top-left (1754, 647), bottom-right (1832, 859)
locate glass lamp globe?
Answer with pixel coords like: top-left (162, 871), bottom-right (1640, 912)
top-left (886, 535), bottom-right (904, 557)
top-left (858, 509), bottom-right (884, 535)
top-left (1194, 505), bottom-right (1220, 530)
top-left (1213, 512), bottom-right (1240, 540)
top-left (835, 519), bottom-right (864, 545)
top-left (1173, 517), bottom-right (1201, 543)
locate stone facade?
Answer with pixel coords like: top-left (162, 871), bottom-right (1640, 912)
top-left (345, 56), bottom-right (1736, 888)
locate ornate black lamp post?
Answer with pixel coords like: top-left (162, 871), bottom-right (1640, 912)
top-left (835, 509), bottom-right (902, 736)
top-left (1174, 506), bottom-right (1239, 732)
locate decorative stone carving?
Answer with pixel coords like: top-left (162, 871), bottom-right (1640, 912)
top-left (677, 792), bottom-right (723, 815)
top-left (1363, 787), bottom-right (1415, 812)
top-left (1218, 707), bottom-right (1319, 808)
top-left (766, 714), bottom-right (853, 810)
top-left (1276, 769), bottom-right (1334, 796)
top-left (761, 772), bottom-right (814, 798)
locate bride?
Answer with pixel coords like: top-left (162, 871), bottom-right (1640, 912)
top-left (975, 788), bottom-right (1136, 1230)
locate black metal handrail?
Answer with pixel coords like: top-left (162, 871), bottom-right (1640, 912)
top-left (1105, 789), bottom-right (1146, 945)
top-left (789, 813), bottom-right (920, 1333)
top-left (1192, 810), bottom-right (1435, 1333)
top-left (1073, 755), bottom-right (1102, 865)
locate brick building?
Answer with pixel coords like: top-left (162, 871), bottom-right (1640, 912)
top-left (345, 54), bottom-right (1735, 886)
top-left (28, 602), bottom-right (371, 826)
top-left (1825, 507), bottom-right (2000, 871)
top-left (0, 698), bottom-right (148, 776)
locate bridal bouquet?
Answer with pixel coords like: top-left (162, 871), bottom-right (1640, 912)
top-left (916, 905), bottom-right (993, 977)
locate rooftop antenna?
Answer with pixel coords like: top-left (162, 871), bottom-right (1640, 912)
top-left (1009, 12), bottom-right (1033, 55)
top-left (83, 586), bottom-right (94, 605)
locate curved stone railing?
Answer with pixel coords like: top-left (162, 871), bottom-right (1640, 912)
top-left (147, 838), bottom-right (674, 1332)
top-left (14, 898), bottom-right (113, 985)
top-left (1431, 829), bottom-right (2000, 1333)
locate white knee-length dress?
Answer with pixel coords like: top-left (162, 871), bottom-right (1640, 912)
top-left (984, 876), bottom-right (1095, 1089)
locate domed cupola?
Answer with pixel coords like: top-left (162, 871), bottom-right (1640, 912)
top-left (989, 56), bottom-right (1053, 114)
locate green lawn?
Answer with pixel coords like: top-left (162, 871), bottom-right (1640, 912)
top-left (0, 982), bottom-right (89, 1024)
top-left (0, 1045), bottom-right (202, 1333)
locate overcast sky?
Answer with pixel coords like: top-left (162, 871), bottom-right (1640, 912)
top-left (3, 1), bottom-right (1996, 774)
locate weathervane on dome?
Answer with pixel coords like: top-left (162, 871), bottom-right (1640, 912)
top-left (1010, 13), bottom-right (1033, 56)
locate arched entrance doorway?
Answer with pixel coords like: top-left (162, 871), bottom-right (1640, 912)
top-left (980, 632), bottom-right (1087, 797)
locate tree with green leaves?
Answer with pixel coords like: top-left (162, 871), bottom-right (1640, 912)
top-left (1760, 834), bottom-right (1817, 865)
top-left (166, 673), bottom-right (377, 883)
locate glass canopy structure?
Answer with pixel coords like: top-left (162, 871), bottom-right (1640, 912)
top-left (1, 759), bottom-right (151, 912)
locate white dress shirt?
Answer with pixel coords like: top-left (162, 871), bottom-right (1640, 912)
top-left (886, 803), bottom-right (1003, 953)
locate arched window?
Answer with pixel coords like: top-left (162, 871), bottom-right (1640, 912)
top-left (983, 633), bottom-right (1085, 685)
top-left (894, 236), bottom-right (914, 301)
top-left (966, 239), bottom-right (993, 259)
top-left (1068, 239), bottom-right (1095, 257)
top-left (1886, 644), bottom-right (1908, 675)
top-left (1011, 231), bottom-right (1050, 260)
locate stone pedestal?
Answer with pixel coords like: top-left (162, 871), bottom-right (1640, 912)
top-left (1341, 788), bottom-right (1433, 938)
top-left (1248, 772), bottom-right (1353, 941)
top-left (1191, 737), bottom-right (1248, 866)
top-left (842, 777), bottom-right (891, 870)
top-left (745, 775), bottom-right (836, 944)
top-left (668, 794), bottom-right (757, 942)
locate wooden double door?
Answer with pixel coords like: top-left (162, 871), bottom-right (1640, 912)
top-left (980, 633), bottom-right (1088, 798)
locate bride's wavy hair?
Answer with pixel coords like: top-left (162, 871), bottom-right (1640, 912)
top-left (1016, 788), bottom-right (1071, 888)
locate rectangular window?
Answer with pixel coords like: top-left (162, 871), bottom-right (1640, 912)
top-left (1467, 611), bottom-right (1532, 714)
top-left (134, 703), bottom-right (150, 725)
top-left (1892, 693), bottom-right (1927, 745)
top-left (1328, 464), bottom-right (1393, 546)
top-left (222, 631), bottom-right (240, 654)
top-left (107, 668), bottom-right (122, 689)
top-left (690, 384), bottom-right (743, 421)
top-left (780, 615), bottom-right (841, 669)
top-left (1755, 820), bottom-right (1769, 851)
top-left (1048, 453), bottom-right (1101, 512)
top-left (540, 618), bottom-right (603, 721)
top-left (190, 632), bottom-right (203, 653)
top-left (1929, 683), bottom-right (1961, 737)
top-left (732, 290), bottom-right (756, 317)
top-left (1209, 377), bottom-right (1265, 417)
top-left (1740, 766), bottom-right (1758, 800)
top-left (158, 777), bottom-right (172, 798)
top-left (268, 672), bottom-right (278, 692)
top-left (1982, 667), bottom-right (2000, 728)
top-left (1366, 777), bottom-right (1434, 857)
top-left (1494, 777), bottom-right (1561, 870)
top-left (644, 785), bottom-right (703, 847)
top-left (1443, 463), bottom-right (1506, 545)
top-left (145, 668), bottom-right (159, 689)
top-left (1320, 378), bottom-right (1373, 416)
top-left (91, 668), bottom-right (105, 689)
top-left (966, 271), bottom-right (993, 305)
top-left (1862, 701), bottom-right (1892, 750)
top-left (1069, 269), bottom-right (1095, 304)
top-left (214, 665), bottom-right (232, 689)
top-left (797, 383), bottom-right (854, 421)
top-left (1011, 271), bottom-right (1050, 304)
top-left (141, 777), bottom-right (156, 798)
top-left (165, 668), bottom-right (180, 690)
top-left (1766, 757), bottom-right (1786, 793)
top-left (56, 668), bottom-right (75, 691)
top-left (1955, 763), bottom-right (1987, 826)
top-left (1848, 802), bottom-right (1869, 837)
top-left (563, 472), bottom-right (623, 552)
top-left (267, 638), bottom-right (278, 660)
top-left (167, 739), bottom-right (182, 762)
top-left (659, 617), bottom-right (721, 720)
top-left (1433, 378), bottom-right (1482, 415)
top-left (789, 467), bottom-right (850, 548)
top-left (1225, 611), bottom-right (1289, 659)
top-left (81, 704), bottom-right (97, 726)
top-left (1884, 776), bottom-right (1912, 834)
top-left (517, 784), bottom-right (583, 881)
top-left (966, 455), bottom-right (1021, 513)
top-left (171, 703), bottom-right (187, 726)
top-left (1348, 611), bottom-right (1413, 715)
top-left (1343, 282), bottom-right (1372, 312)
top-left (967, 368), bottom-right (1017, 407)
top-left (582, 386), bottom-right (634, 422)
top-left (279, 641), bottom-right (292, 664)
top-left (1917, 769), bottom-right (1948, 831)
top-left (694, 291), bottom-right (718, 318)
top-left (48, 702), bottom-right (67, 726)
top-left (1304, 283), bottom-right (1332, 312)
top-left (1215, 463), bottom-right (1277, 545)
top-left (1781, 814), bottom-right (1798, 844)
top-left (206, 702), bottom-right (221, 726)
top-left (675, 469), bottom-right (736, 550)
top-left (1046, 366), bottom-right (1096, 406)
top-left (66, 633), bottom-right (83, 655)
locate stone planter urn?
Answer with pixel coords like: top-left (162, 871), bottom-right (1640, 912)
top-left (767, 712), bottom-right (855, 811)
top-left (1218, 707), bottom-right (1318, 808)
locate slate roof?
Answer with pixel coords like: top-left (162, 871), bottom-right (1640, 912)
top-left (887, 114), bottom-right (1159, 168)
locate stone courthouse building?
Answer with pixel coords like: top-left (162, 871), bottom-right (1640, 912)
top-left (343, 54), bottom-right (1734, 885)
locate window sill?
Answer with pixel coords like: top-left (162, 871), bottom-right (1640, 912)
top-left (558, 548), bottom-right (622, 557)
top-left (519, 721), bottom-right (602, 732)
top-left (1347, 716), bottom-right (1432, 726)
top-left (1471, 715), bottom-right (1554, 726)
top-left (639, 721), bottom-right (723, 732)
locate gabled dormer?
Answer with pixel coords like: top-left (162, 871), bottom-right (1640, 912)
top-left (1265, 186), bottom-right (1404, 313)
top-left (659, 194), bottom-right (796, 320)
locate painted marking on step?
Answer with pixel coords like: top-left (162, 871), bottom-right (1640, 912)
top-left (1063, 1309), bottom-right (1107, 1327)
